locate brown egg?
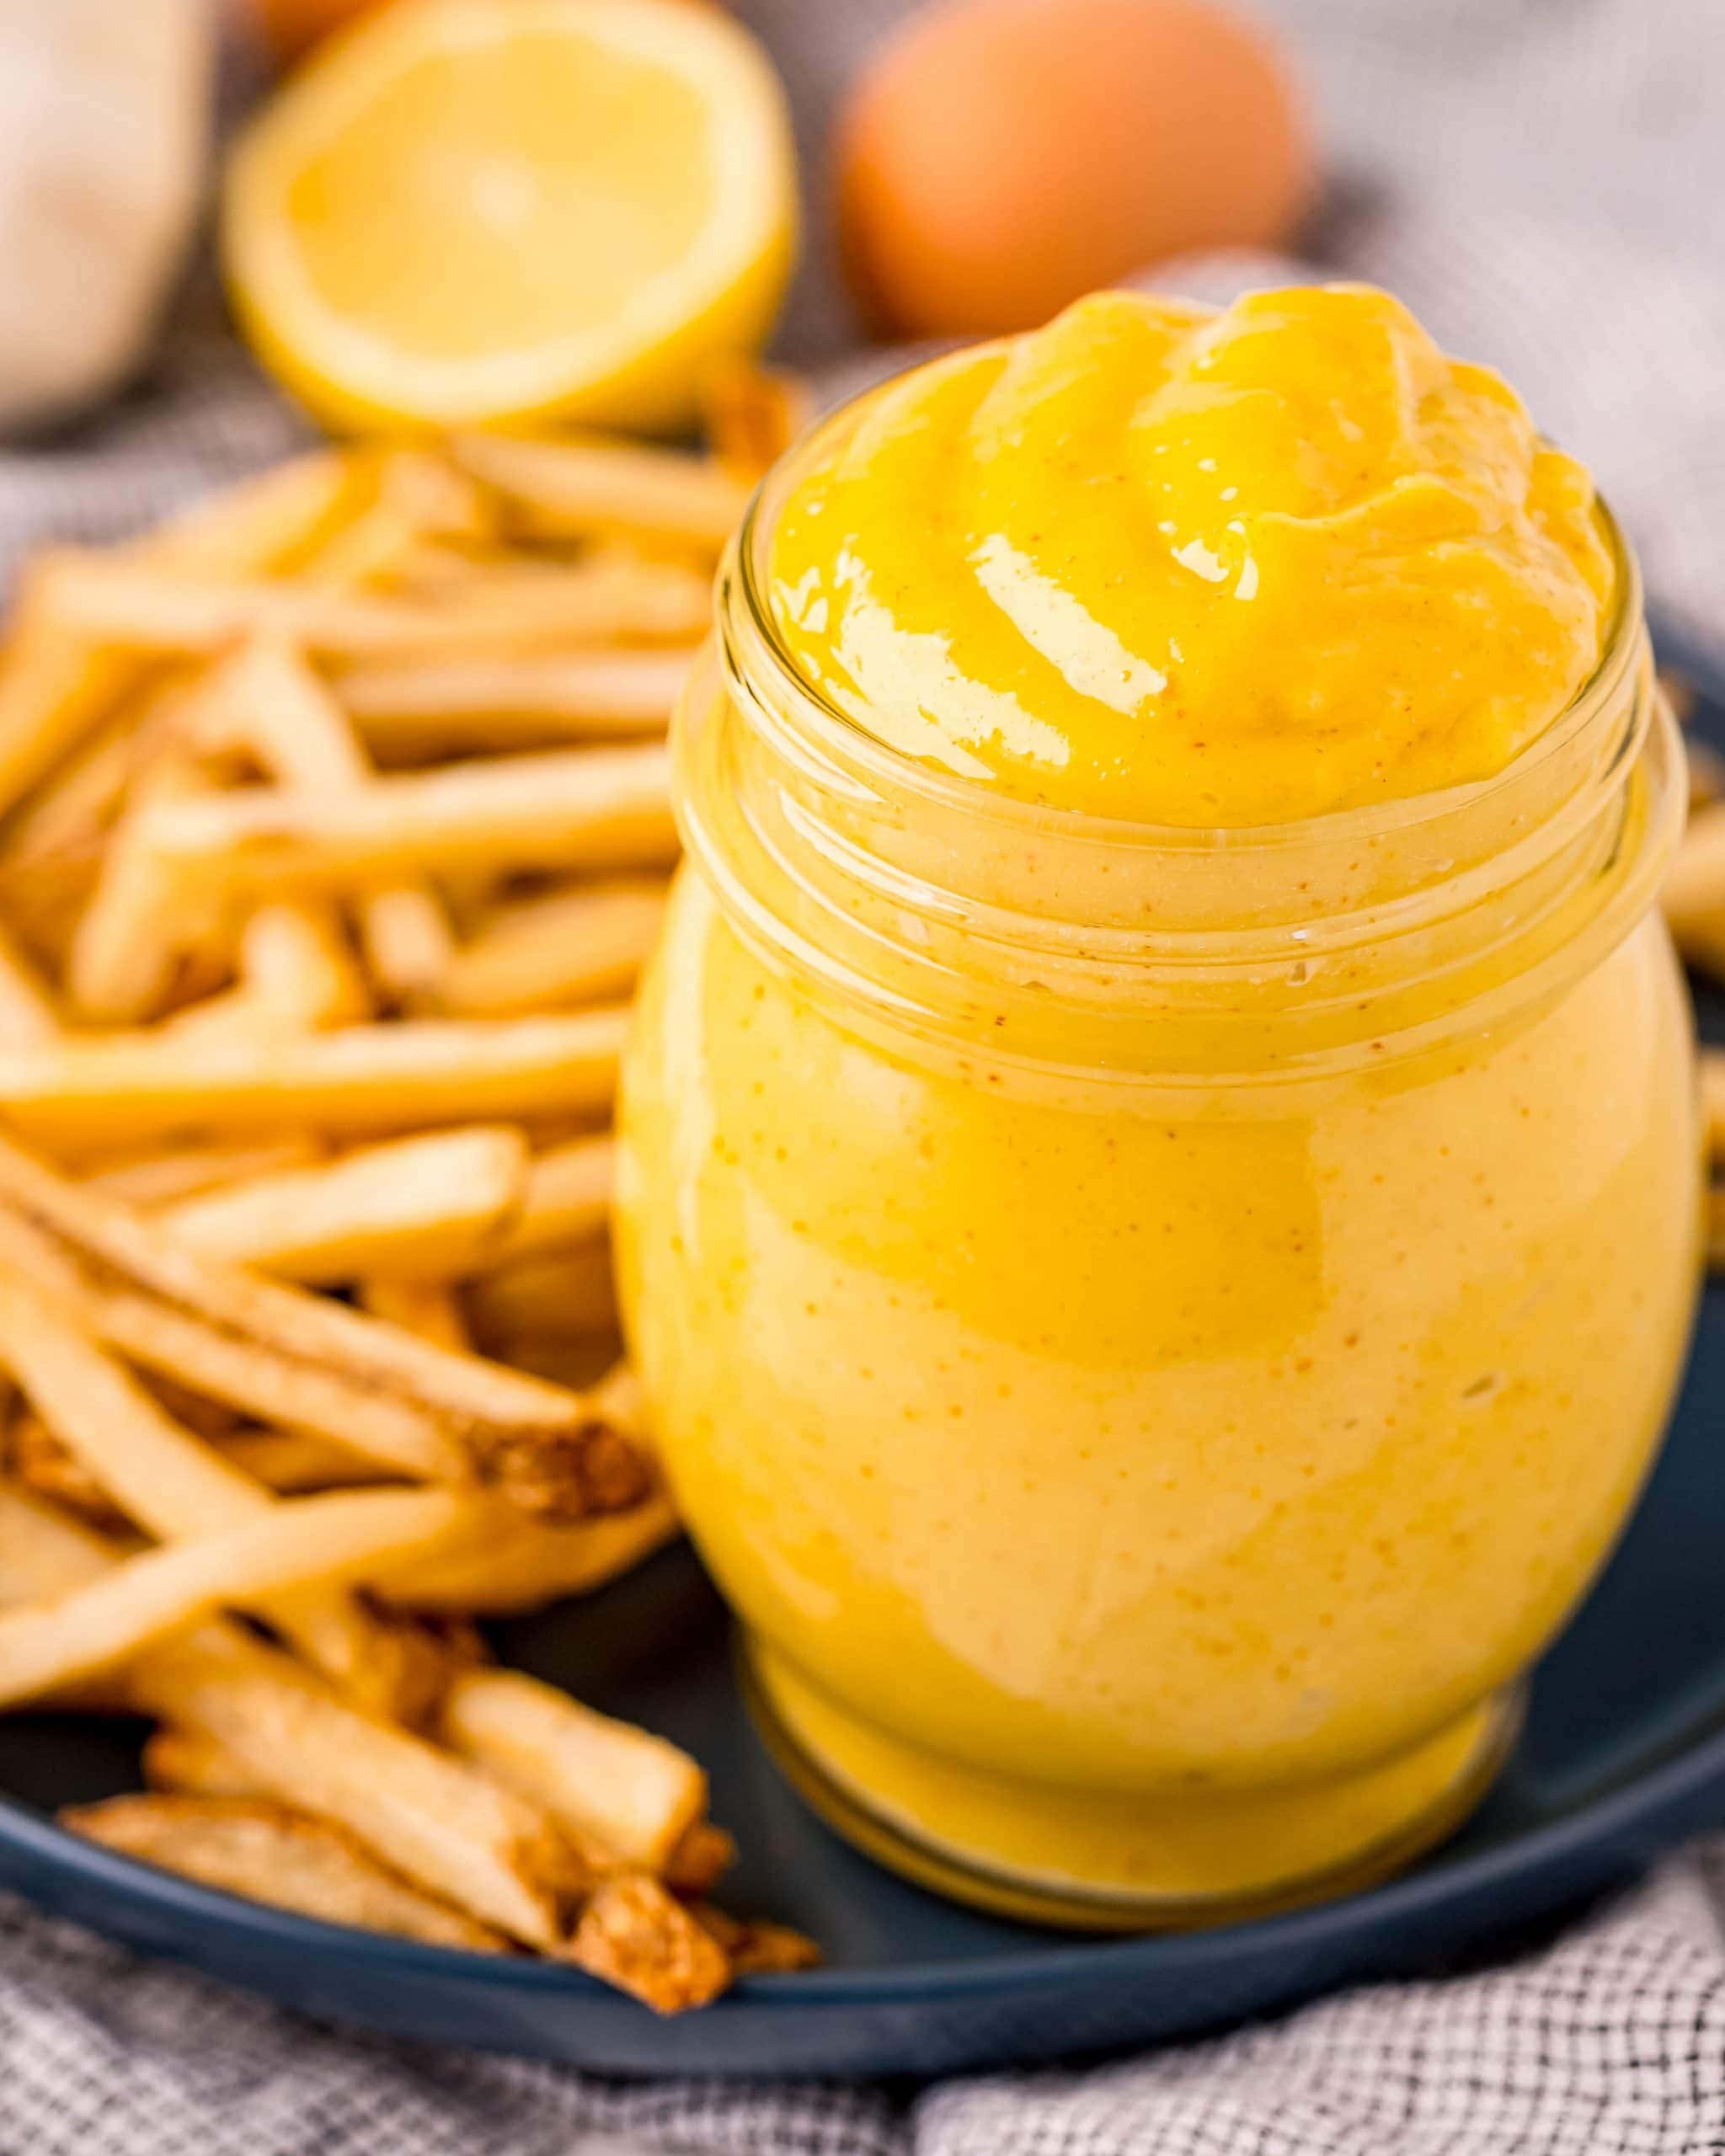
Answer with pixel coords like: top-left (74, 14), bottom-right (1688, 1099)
top-left (836, 0), bottom-right (1314, 339)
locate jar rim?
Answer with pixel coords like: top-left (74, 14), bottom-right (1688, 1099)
top-left (729, 377), bottom-right (1643, 857)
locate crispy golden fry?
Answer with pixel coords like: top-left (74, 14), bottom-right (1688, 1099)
top-left (357, 883), bottom-right (457, 1006)
top-left (161, 1127), bottom-right (529, 1283)
top-left (240, 900), bottom-right (371, 1026)
top-left (0, 1270), bottom-right (435, 1708)
top-left (5, 1414), bottom-right (126, 1528)
top-left (79, 1138), bottom-right (327, 1209)
top-left (339, 648), bottom-right (690, 757)
top-left (300, 449), bottom-right (493, 592)
top-left (7, 1508), bottom-right (537, 1945)
top-left (441, 1668), bottom-right (705, 1871)
top-left (0, 613), bottom-right (143, 840)
top-left (1660, 667), bottom-right (1698, 728)
top-left (0, 455), bottom-right (355, 826)
top-left (357, 1275), bottom-right (473, 1353)
top-left (146, 453), bottom-right (360, 579)
top-left (0, 1134), bottom-right (647, 1511)
top-left (0, 1485), bottom-right (474, 1708)
top-left (35, 551), bottom-right (710, 658)
top-left (67, 756), bottom-right (224, 1024)
top-left (1664, 802), bottom-right (1725, 952)
top-left (689, 1901), bottom-right (820, 1974)
top-left (482, 1134), bottom-right (614, 1265)
top-left (451, 432), bottom-right (749, 552)
top-left (437, 883), bottom-right (668, 1018)
top-left (567, 1872), bottom-right (731, 2014)
top-left (61, 1793), bottom-right (510, 1953)
top-left (131, 1625), bottom-right (589, 1950)
top-left (0, 1481), bottom-right (123, 1603)
top-left (378, 1489), bottom-right (678, 1614)
top-left (143, 1722), bottom-right (261, 1798)
top-left (164, 904), bottom-right (371, 1044)
top-left (664, 1822), bottom-right (738, 1898)
top-left (1702, 1050), bottom-right (1725, 1164)
top-left (702, 359), bottom-right (812, 484)
top-left (0, 1007), bottom-right (628, 1146)
top-left (466, 1241), bottom-right (619, 1349)
top-left (0, 918), bottom-right (60, 1046)
top-left (1, 696), bottom-right (155, 868)
top-left (214, 1429), bottom-right (395, 1493)
top-left (136, 744), bottom-right (676, 904)
top-left (1690, 739), bottom-right (1725, 817)
top-left (207, 639), bottom-right (453, 1006)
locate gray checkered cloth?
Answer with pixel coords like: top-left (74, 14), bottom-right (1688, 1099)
top-left (5, 2), bottom-right (1725, 2149)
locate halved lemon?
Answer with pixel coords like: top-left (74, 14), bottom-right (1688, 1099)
top-left (224, 0), bottom-right (798, 434)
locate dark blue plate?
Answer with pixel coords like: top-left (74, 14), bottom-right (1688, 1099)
top-left (1, 625), bottom-right (1722, 2082)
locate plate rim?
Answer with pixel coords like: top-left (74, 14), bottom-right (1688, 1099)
top-left (6, 1702), bottom-right (1725, 2012)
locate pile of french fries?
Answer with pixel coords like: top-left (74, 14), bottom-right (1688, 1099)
top-left (0, 368), bottom-right (817, 2012)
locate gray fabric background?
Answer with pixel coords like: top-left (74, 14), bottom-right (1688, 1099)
top-left (3, 2), bottom-right (1725, 2148)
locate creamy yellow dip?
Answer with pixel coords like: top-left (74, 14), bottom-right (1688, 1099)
top-left (617, 286), bottom-right (1696, 1917)
top-left (770, 286), bottom-right (1611, 825)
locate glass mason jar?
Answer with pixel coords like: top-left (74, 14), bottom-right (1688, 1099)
top-left (616, 419), bottom-right (1700, 1930)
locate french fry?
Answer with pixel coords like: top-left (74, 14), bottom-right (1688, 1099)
top-left (339, 648), bottom-right (690, 757)
top-left (0, 1007), bottom-right (628, 1145)
top-left (135, 743), bottom-right (676, 904)
top-left (356, 883), bottom-right (457, 1007)
top-left (67, 756), bottom-right (224, 1024)
top-left (568, 1872), bottom-right (731, 2014)
top-left (215, 1429), bottom-right (396, 1493)
top-left (145, 452), bottom-right (360, 579)
top-left (35, 552), bottom-right (710, 659)
top-left (483, 1134), bottom-right (614, 1264)
top-left (131, 1625), bottom-right (590, 1950)
top-left (0, 453), bottom-right (355, 825)
top-left (1690, 739), bottom-right (1725, 818)
top-left (466, 1241), bottom-right (619, 1348)
top-left (0, 1481), bottom-right (123, 1603)
top-left (1664, 803), bottom-right (1725, 953)
top-left (161, 1127), bottom-right (530, 1283)
top-left (689, 1901), bottom-right (820, 1975)
top-left (79, 1137), bottom-right (327, 1209)
top-left (244, 901), bottom-right (371, 1026)
top-left (441, 1667), bottom-right (705, 1870)
top-left (0, 1484), bottom-right (475, 1709)
top-left (1702, 1049), bottom-right (1725, 1163)
top-left (436, 883), bottom-right (668, 1017)
top-left (5, 1415), bottom-right (125, 1528)
top-left (61, 1793), bottom-right (510, 1953)
top-left (144, 1716), bottom-right (614, 1880)
top-left (665, 1822), bottom-right (738, 1898)
top-left (144, 1722), bottom-right (272, 1797)
top-left (1, 695), bottom-right (157, 868)
top-left (451, 432), bottom-right (750, 551)
top-left (0, 1271), bottom-right (449, 1713)
top-left (357, 1275), bottom-right (473, 1353)
top-left (205, 639), bottom-right (453, 1006)
top-left (702, 359), bottom-right (812, 484)
top-left (0, 918), bottom-right (61, 1045)
top-left (0, 1133), bottom-right (648, 1512)
top-left (378, 1490), bottom-right (679, 1614)
top-left (164, 903), bottom-right (371, 1042)
top-left (0, 1494), bottom-right (579, 1955)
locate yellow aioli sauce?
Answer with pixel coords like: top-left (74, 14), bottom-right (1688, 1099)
top-left (769, 285), bottom-right (1612, 825)
top-left (617, 286), bottom-right (1699, 1918)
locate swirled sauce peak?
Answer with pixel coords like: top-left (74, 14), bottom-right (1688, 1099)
top-left (767, 285), bottom-right (1612, 825)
